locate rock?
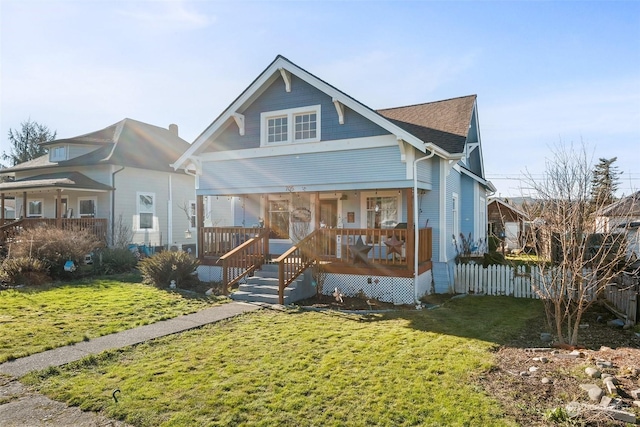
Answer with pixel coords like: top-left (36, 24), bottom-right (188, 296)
top-left (541, 377), bottom-right (553, 384)
top-left (529, 366), bottom-right (540, 373)
top-left (588, 386), bottom-right (604, 402)
top-left (630, 389), bottom-right (640, 400)
top-left (569, 350), bottom-right (583, 358)
top-left (519, 371), bottom-right (530, 377)
top-left (604, 380), bottom-right (618, 395)
top-left (595, 360), bottom-right (613, 369)
top-left (600, 395), bottom-right (612, 407)
top-left (585, 367), bottom-right (601, 378)
top-left (607, 318), bottom-right (625, 328)
top-left (602, 376), bottom-right (618, 386)
top-left (580, 383), bottom-right (599, 392)
top-left (633, 401), bottom-right (640, 408)
top-left (599, 346), bottom-right (612, 352)
top-left (540, 332), bottom-right (552, 342)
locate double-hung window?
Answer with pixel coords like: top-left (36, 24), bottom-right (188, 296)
top-left (261, 105), bottom-right (320, 146)
top-left (49, 145), bottom-right (67, 162)
top-left (137, 192), bottom-right (155, 230)
top-left (28, 200), bottom-right (43, 218)
top-left (78, 197), bottom-right (96, 218)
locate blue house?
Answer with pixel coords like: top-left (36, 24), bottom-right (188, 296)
top-left (173, 55), bottom-right (494, 305)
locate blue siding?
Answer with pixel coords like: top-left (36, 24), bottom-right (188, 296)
top-left (203, 75), bottom-right (390, 152)
top-left (420, 159), bottom-right (440, 259)
top-left (460, 174), bottom-right (475, 238)
top-left (198, 146), bottom-right (407, 194)
top-left (446, 169), bottom-right (462, 261)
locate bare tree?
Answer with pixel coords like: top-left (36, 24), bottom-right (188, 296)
top-left (521, 142), bottom-right (635, 345)
top-left (112, 214), bottom-right (134, 248)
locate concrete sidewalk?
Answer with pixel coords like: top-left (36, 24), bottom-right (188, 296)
top-left (0, 301), bottom-right (262, 378)
top-left (0, 301), bottom-right (262, 426)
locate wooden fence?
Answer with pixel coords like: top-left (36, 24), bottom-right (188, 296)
top-left (453, 263), bottom-right (639, 325)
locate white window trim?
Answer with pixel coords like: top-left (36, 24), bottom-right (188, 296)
top-left (265, 195), bottom-right (292, 242)
top-left (359, 191), bottom-right (402, 229)
top-left (452, 192), bottom-right (459, 240)
top-left (27, 199), bottom-right (44, 218)
top-left (260, 105), bottom-right (321, 146)
top-left (77, 196), bottom-right (97, 218)
top-left (49, 145), bottom-right (67, 162)
top-left (136, 192), bottom-right (156, 231)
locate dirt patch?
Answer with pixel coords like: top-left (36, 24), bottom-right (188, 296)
top-left (480, 305), bottom-right (640, 426)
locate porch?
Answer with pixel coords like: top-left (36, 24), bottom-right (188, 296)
top-left (0, 217), bottom-right (108, 244)
top-left (197, 225), bottom-right (433, 304)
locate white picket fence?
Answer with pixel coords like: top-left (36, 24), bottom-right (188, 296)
top-left (454, 264), bottom-right (541, 298)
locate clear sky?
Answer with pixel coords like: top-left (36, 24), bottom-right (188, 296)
top-left (1, 0), bottom-right (639, 196)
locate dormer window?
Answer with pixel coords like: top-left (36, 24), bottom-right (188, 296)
top-left (50, 145), bottom-right (67, 162)
top-left (261, 105), bottom-right (321, 146)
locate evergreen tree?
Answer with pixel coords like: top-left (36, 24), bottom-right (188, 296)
top-left (590, 157), bottom-right (620, 207)
top-left (2, 119), bottom-right (56, 166)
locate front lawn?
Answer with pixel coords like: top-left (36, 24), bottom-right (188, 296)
top-left (25, 296), bottom-right (542, 426)
top-left (0, 277), bottom-right (226, 363)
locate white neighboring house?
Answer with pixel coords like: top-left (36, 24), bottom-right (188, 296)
top-left (0, 119), bottom-right (197, 250)
top-left (596, 191), bottom-right (640, 261)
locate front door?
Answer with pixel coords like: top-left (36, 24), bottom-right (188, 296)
top-left (319, 199), bottom-right (338, 255)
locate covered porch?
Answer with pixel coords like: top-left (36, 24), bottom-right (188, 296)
top-left (193, 188), bottom-right (433, 304)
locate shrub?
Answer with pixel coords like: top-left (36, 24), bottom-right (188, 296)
top-left (488, 235), bottom-right (500, 252)
top-left (0, 257), bottom-right (51, 286)
top-left (93, 247), bottom-right (138, 275)
top-left (138, 250), bottom-right (200, 289)
top-left (482, 251), bottom-right (506, 267)
top-left (8, 225), bottom-right (104, 279)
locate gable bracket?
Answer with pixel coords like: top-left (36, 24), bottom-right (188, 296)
top-left (279, 68), bottom-right (291, 92)
top-left (232, 113), bottom-right (245, 136)
top-left (466, 142), bottom-right (479, 155)
top-left (332, 98), bottom-right (344, 125)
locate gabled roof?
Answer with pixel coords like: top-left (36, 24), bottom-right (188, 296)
top-left (0, 171), bottom-right (114, 193)
top-left (377, 95), bottom-right (477, 155)
top-left (173, 55), bottom-right (477, 170)
top-left (600, 191), bottom-right (640, 217)
top-left (3, 119), bottom-right (190, 173)
top-left (488, 197), bottom-right (529, 219)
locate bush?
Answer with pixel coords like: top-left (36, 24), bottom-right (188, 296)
top-left (488, 235), bottom-right (500, 252)
top-left (0, 257), bottom-right (51, 286)
top-left (138, 251), bottom-right (200, 289)
top-left (93, 247), bottom-right (139, 275)
top-left (483, 251), bottom-right (506, 267)
top-left (8, 225), bottom-right (104, 279)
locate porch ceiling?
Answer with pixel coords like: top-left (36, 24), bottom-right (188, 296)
top-left (0, 172), bottom-right (113, 196)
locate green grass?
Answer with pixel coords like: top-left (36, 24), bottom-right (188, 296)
top-left (24, 296), bottom-right (542, 427)
top-left (0, 278), bottom-right (226, 363)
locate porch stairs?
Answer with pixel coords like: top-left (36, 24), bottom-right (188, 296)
top-left (229, 263), bottom-right (316, 305)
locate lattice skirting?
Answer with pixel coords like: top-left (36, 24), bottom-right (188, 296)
top-left (321, 271), bottom-right (433, 305)
top-left (197, 266), bottom-right (223, 283)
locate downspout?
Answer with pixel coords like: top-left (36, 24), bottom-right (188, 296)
top-left (111, 166), bottom-right (125, 246)
top-left (168, 175), bottom-right (173, 249)
top-left (413, 146), bottom-right (435, 308)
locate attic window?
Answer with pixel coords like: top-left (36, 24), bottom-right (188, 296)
top-left (50, 146), bottom-right (67, 162)
top-left (261, 105), bottom-right (321, 146)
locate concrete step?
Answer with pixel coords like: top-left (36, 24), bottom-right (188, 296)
top-left (237, 282), bottom-right (297, 296)
top-left (230, 291), bottom-right (288, 304)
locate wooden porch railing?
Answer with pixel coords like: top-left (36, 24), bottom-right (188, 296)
top-left (219, 229), bottom-right (269, 294)
top-left (0, 218), bottom-right (108, 243)
top-left (200, 226), bottom-right (263, 258)
top-left (273, 229), bottom-right (324, 305)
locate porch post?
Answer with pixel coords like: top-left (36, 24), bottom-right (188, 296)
top-left (22, 192), bottom-right (27, 219)
top-left (196, 195), bottom-right (204, 258)
top-left (1, 193), bottom-right (4, 225)
top-left (406, 188), bottom-right (415, 272)
top-left (314, 191), bottom-right (321, 231)
top-left (262, 198), bottom-right (269, 259)
top-left (56, 189), bottom-right (62, 227)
